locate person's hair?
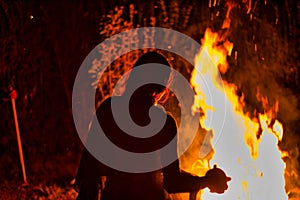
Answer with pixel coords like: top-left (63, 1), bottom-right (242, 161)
top-left (128, 51), bottom-right (172, 104)
top-left (133, 52), bottom-right (170, 68)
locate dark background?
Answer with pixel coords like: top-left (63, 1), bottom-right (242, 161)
top-left (0, 0), bottom-right (299, 198)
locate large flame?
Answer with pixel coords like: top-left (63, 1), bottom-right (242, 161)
top-left (189, 28), bottom-right (288, 199)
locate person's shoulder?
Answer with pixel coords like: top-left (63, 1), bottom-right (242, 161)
top-left (100, 96), bottom-right (112, 106)
top-left (97, 95), bottom-right (123, 107)
top-left (95, 96), bottom-right (113, 115)
top-left (96, 96), bottom-right (124, 114)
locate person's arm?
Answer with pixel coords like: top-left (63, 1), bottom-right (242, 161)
top-left (161, 115), bottom-right (230, 194)
top-left (74, 147), bottom-right (105, 199)
top-left (162, 159), bottom-right (211, 193)
top-left (74, 99), bottom-right (111, 199)
top-left (160, 115), bottom-right (210, 193)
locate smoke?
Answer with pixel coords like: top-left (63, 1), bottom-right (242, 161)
top-left (225, 3), bottom-right (299, 141)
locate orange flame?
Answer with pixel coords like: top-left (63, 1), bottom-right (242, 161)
top-left (189, 27), bottom-right (288, 199)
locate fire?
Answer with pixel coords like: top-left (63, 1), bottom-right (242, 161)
top-left (189, 28), bottom-right (288, 199)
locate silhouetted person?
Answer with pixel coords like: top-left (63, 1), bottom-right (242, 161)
top-left (75, 52), bottom-right (230, 200)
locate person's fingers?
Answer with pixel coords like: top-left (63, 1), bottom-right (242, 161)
top-left (216, 190), bottom-right (225, 194)
top-left (224, 183), bottom-right (228, 190)
top-left (211, 187), bottom-right (225, 194)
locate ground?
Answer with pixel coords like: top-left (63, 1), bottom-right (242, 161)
top-left (0, 179), bottom-right (77, 200)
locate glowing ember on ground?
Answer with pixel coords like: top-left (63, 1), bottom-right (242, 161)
top-left (189, 28), bottom-right (288, 200)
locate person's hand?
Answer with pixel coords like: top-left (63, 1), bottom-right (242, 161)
top-left (205, 165), bottom-right (231, 194)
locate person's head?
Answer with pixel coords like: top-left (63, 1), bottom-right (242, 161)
top-left (125, 51), bottom-right (172, 104)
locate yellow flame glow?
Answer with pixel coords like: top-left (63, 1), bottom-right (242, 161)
top-left (190, 28), bottom-right (288, 200)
